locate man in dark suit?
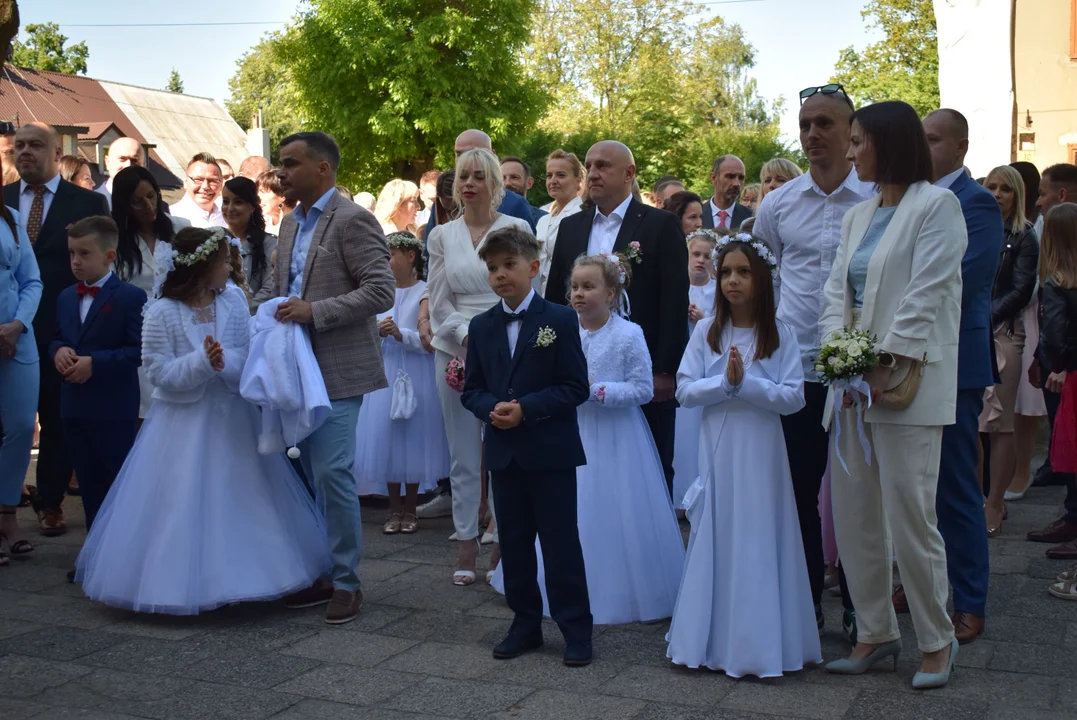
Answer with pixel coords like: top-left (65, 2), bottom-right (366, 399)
top-left (545, 140), bottom-right (689, 496)
top-left (700, 154), bottom-right (752, 231)
top-left (4, 122), bottom-right (110, 536)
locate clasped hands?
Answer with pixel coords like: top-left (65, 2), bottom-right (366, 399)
top-left (203, 335), bottom-right (225, 372)
top-left (725, 345), bottom-right (744, 388)
top-left (53, 346), bottom-right (92, 384)
top-left (490, 400), bottom-right (523, 430)
top-left (841, 364), bottom-right (893, 409)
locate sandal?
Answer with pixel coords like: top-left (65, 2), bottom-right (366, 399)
top-left (1048, 574), bottom-right (1077, 601)
top-left (19, 486), bottom-right (36, 508)
top-left (452, 539), bottom-right (480, 586)
top-left (1057, 564), bottom-right (1077, 584)
top-left (383, 513), bottom-right (402, 535)
top-left (399, 513), bottom-right (418, 534)
top-left (0, 510), bottom-right (32, 555)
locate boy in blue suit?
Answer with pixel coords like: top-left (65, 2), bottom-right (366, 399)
top-left (50, 216), bottom-right (146, 539)
top-left (460, 226), bottom-right (593, 666)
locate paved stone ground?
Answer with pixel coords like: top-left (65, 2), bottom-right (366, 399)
top-left (2, 467), bottom-right (1077, 720)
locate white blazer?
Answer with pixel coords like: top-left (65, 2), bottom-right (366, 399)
top-left (820, 181), bottom-right (966, 428)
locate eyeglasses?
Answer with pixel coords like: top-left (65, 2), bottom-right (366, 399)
top-left (188, 176), bottom-right (221, 188)
top-left (799, 83), bottom-right (854, 110)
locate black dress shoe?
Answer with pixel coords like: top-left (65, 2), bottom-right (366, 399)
top-left (1031, 465), bottom-right (1067, 487)
top-left (563, 642), bottom-right (592, 667)
top-left (67, 568), bottom-right (76, 583)
top-left (492, 632), bottom-right (543, 660)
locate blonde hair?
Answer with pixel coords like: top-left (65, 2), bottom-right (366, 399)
top-left (741, 183), bottom-right (761, 204)
top-left (760, 158), bottom-right (803, 190)
top-left (546, 148), bottom-right (584, 183)
top-left (1039, 203), bottom-right (1077, 288)
top-left (985, 165), bottom-right (1027, 229)
top-left (453, 149), bottom-right (504, 215)
top-left (374, 178), bottom-right (420, 232)
top-left (572, 253), bottom-right (632, 313)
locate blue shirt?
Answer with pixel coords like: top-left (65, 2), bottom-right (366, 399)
top-left (289, 187), bottom-right (337, 297)
top-left (848, 206), bottom-right (897, 307)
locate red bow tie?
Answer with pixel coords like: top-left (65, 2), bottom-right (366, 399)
top-left (76, 282), bottom-right (100, 298)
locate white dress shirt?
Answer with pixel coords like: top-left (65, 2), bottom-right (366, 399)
top-left (79, 271), bottom-right (112, 322)
top-left (752, 167), bottom-right (876, 378)
top-left (170, 194), bottom-right (225, 229)
top-left (587, 194), bottom-right (633, 256)
top-left (19, 174), bottom-right (61, 228)
top-left (709, 198), bottom-right (735, 229)
top-left (502, 288), bottom-right (536, 357)
top-left (934, 167), bottom-right (967, 190)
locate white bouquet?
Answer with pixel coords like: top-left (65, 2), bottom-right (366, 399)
top-left (815, 327), bottom-right (879, 474)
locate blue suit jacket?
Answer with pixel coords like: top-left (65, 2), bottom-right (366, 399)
top-left (49, 274), bottom-right (146, 421)
top-left (948, 172), bottom-right (1003, 390)
top-left (461, 294), bottom-right (588, 473)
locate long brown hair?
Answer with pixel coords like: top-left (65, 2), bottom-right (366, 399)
top-left (707, 239), bottom-right (779, 360)
top-left (1040, 203), bottom-right (1077, 289)
top-left (160, 227), bottom-right (231, 303)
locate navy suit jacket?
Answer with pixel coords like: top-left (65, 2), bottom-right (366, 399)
top-left (49, 274), bottom-right (146, 421)
top-left (461, 294), bottom-right (588, 473)
top-left (948, 172), bottom-right (1004, 390)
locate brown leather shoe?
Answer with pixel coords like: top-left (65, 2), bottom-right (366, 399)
top-left (892, 585), bottom-right (909, 614)
top-left (283, 579), bottom-right (334, 609)
top-left (1046, 538), bottom-right (1077, 560)
top-left (325, 588), bottom-right (362, 625)
top-left (951, 612), bottom-right (985, 644)
top-left (37, 508), bottom-right (66, 537)
top-left (1027, 518), bottom-right (1077, 544)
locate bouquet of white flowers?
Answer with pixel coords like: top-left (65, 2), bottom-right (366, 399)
top-left (815, 327), bottom-right (879, 474)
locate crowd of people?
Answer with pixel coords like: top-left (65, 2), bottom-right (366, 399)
top-left (0, 79), bottom-right (1076, 686)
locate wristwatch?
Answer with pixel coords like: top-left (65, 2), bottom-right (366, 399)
top-left (878, 351), bottom-right (897, 369)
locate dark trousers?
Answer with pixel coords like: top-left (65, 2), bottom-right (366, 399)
top-left (780, 382), bottom-right (828, 606)
top-left (63, 419), bottom-right (137, 531)
top-left (642, 400), bottom-right (676, 497)
top-left (1043, 387), bottom-right (1077, 524)
top-left (34, 352), bottom-right (73, 510)
top-left (937, 389), bottom-right (989, 616)
top-left (491, 461), bottom-right (592, 646)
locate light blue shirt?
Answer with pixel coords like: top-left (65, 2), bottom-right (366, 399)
top-left (288, 187), bottom-right (337, 297)
top-left (0, 209), bottom-right (42, 363)
top-left (848, 206), bottom-right (897, 307)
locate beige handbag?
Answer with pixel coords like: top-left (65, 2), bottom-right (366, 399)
top-left (877, 354), bottom-right (926, 410)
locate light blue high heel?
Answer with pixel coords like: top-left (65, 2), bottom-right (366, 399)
top-left (912, 636), bottom-right (959, 690)
top-left (825, 639), bottom-right (902, 675)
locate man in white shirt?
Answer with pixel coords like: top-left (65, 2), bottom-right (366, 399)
top-left (701, 155), bottom-right (751, 230)
top-left (94, 137), bottom-right (143, 209)
top-left (752, 85), bottom-right (874, 632)
top-left (170, 152), bottom-right (225, 228)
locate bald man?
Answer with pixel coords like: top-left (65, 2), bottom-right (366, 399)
top-left (95, 137), bottom-right (144, 209)
top-left (545, 140), bottom-right (689, 496)
top-left (4, 122), bottom-right (110, 538)
top-left (239, 155), bottom-right (271, 180)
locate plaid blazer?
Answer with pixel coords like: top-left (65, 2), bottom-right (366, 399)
top-left (273, 189), bottom-right (395, 400)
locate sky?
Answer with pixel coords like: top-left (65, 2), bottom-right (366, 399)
top-left (24, 0), bottom-right (880, 144)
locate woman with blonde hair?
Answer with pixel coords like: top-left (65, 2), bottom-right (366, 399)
top-left (760, 158), bottom-right (804, 199)
top-left (740, 183), bottom-right (761, 210)
top-left (536, 149), bottom-right (585, 293)
top-left (375, 179), bottom-right (421, 235)
top-left (59, 155), bottom-right (95, 190)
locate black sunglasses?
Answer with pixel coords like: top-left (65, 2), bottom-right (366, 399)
top-left (799, 83), bottom-right (854, 110)
top-left (0, 121), bottom-right (15, 135)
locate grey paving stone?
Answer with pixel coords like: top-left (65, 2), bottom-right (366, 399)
top-left (381, 676), bottom-right (533, 718)
top-left (982, 614), bottom-right (1071, 646)
top-left (600, 663), bottom-right (734, 707)
top-left (593, 628), bottom-right (676, 668)
top-left (0, 589), bottom-right (118, 630)
top-left (466, 597), bottom-right (517, 621)
top-left (991, 539), bottom-right (1056, 558)
top-left (276, 664), bottom-right (423, 705)
top-left (385, 542), bottom-right (465, 567)
top-left (840, 688), bottom-right (988, 720)
top-left (0, 696), bottom-right (47, 720)
top-left (1054, 674), bottom-right (1077, 711)
top-left (0, 626), bottom-right (128, 661)
top-left (99, 614), bottom-right (210, 641)
top-left (381, 640), bottom-right (504, 679)
top-left (25, 709), bottom-right (150, 720)
top-left (283, 629), bottom-right (419, 666)
top-left (629, 705), bottom-right (786, 720)
top-left (109, 681), bottom-right (300, 719)
top-left (379, 582), bottom-right (496, 613)
top-left (267, 698), bottom-right (457, 719)
top-left (987, 710), bottom-right (1077, 720)
top-left (281, 601), bottom-right (415, 633)
top-left (192, 620), bottom-right (321, 653)
top-left (0, 563), bottom-right (72, 592)
top-left (79, 635), bottom-right (220, 675)
top-left (718, 681), bottom-right (858, 720)
top-left (28, 669), bottom-right (196, 709)
top-left (0, 653), bottom-right (94, 698)
top-left (360, 558), bottom-right (423, 582)
top-left (0, 617), bottom-right (45, 640)
top-left (1066, 623), bottom-right (1077, 649)
top-left (953, 638), bottom-right (995, 669)
top-left (360, 535), bottom-right (421, 560)
top-left (987, 554), bottom-right (1032, 575)
top-left (987, 640), bottom-right (1077, 676)
top-left (487, 688), bottom-right (644, 719)
top-left (379, 609), bottom-right (512, 646)
top-left (178, 647), bottom-right (324, 688)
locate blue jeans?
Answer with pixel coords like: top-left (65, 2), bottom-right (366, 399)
top-left (299, 396), bottom-right (363, 591)
top-left (0, 359), bottom-right (39, 506)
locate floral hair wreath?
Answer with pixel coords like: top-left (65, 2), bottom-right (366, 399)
top-left (686, 228), bottom-right (722, 246)
top-left (386, 231), bottom-right (424, 254)
top-left (712, 232), bottom-right (779, 280)
top-left (150, 227), bottom-right (238, 300)
top-left (599, 253), bottom-right (627, 286)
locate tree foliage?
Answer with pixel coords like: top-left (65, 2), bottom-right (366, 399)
top-left (165, 68), bottom-right (184, 94)
top-left (275, 0), bottom-right (547, 190)
top-left (831, 0), bottom-right (939, 115)
top-left (12, 22), bottom-right (88, 75)
top-left (226, 32), bottom-right (302, 163)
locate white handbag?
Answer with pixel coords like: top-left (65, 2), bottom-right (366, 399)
top-left (389, 368), bottom-right (417, 421)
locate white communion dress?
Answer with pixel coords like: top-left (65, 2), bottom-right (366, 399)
top-left (673, 278), bottom-right (717, 508)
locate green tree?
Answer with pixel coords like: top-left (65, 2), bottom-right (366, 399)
top-left (277, 0), bottom-right (547, 191)
top-left (12, 22), bottom-right (88, 75)
top-left (227, 32), bottom-right (303, 163)
top-left (831, 0), bottom-right (939, 115)
top-left (165, 68), bottom-right (184, 94)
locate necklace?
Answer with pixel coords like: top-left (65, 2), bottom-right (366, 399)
top-left (465, 213), bottom-right (498, 247)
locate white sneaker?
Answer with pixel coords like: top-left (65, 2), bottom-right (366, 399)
top-left (417, 491), bottom-right (453, 519)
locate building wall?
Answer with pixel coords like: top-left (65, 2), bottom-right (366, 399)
top-left (1015, 0), bottom-right (1077, 169)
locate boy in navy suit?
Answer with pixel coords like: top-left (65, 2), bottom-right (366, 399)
top-left (460, 226), bottom-right (593, 666)
top-left (50, 216), bottom-right (145, 540)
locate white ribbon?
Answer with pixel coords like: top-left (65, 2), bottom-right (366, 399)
top-left (832, 375), bottom-right (873, 475)
top-left (150, 240), bottom-right (176, 300)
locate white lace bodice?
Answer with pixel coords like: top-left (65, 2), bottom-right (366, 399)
top-left (580, 313), bottom-right (654, 407)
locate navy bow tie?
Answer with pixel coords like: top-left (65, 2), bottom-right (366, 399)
top-left (503, 308), bottom-right (526, 322)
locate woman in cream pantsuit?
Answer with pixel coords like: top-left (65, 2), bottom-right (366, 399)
top-left (820, 102), bottom-right (965, 689)
top-left (427, 149), bottom-right (531, 585)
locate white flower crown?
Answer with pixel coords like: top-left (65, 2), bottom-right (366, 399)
top-left (599, 253), bottom-right (627, 285)
top-left (712, 232), bottom-right (779, 280)
top-left (149, 227), bottom-right (238, 300)
top-left (386, 232), bottom-right (424, 254)
top-left (686, 228), bottom-right (722, 246)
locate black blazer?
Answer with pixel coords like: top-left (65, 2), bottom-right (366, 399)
top-left (700, 198), bottom-right (753, 231)
top-left (545, 198), bottom-right (689, 376)
top-left (4, 179), bottom-right (111, 347)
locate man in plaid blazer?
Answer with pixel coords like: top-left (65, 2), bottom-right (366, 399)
top-left (272, 131), bottom-right (395, 625)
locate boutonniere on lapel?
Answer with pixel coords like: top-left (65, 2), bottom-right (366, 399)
top-left (623, 241), bottom-right (643, 264)
top-left (533, 327), bottom-right (557, 348)
top-left (101, 302), bottom-right (114, 314)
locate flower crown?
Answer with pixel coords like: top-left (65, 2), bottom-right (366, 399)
top-left (712, 232), bottom-right (779, 280)
top-left (150, 227), bottom-right (240, 300)
top-left (386, 231), bottom-right (424, 254)
top-left (686, 228), bottom-right (722, 246)
top-left (599, 253), bottom-right (627, 285)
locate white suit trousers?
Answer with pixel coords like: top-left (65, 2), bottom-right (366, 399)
top-left (830, 413), bottom-right (955, 653)
top-left (435, 350), bottom-right (484, 541)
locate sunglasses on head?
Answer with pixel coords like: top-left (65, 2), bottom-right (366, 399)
top-left (799, 83), bottom-right (854, 110)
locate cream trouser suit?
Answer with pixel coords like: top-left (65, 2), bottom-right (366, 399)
top-left (435, 349), bottom-right (485, 541)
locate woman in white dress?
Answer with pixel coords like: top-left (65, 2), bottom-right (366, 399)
top-left (110, 166), bottom-right (190, 419)
top-left (536, 150), bottom-right (584, 295)
top-left (427, 148), bottom-right (531, 585)
top-left (668, 235), bottom-right (819, 677)
top-left (353, 232), bottom-right (449, 532)
top-left (375, 179), bottom-right (421, 236)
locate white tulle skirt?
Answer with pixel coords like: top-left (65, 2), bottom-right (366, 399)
top-left (75, 382), bottom-right (332, 615)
